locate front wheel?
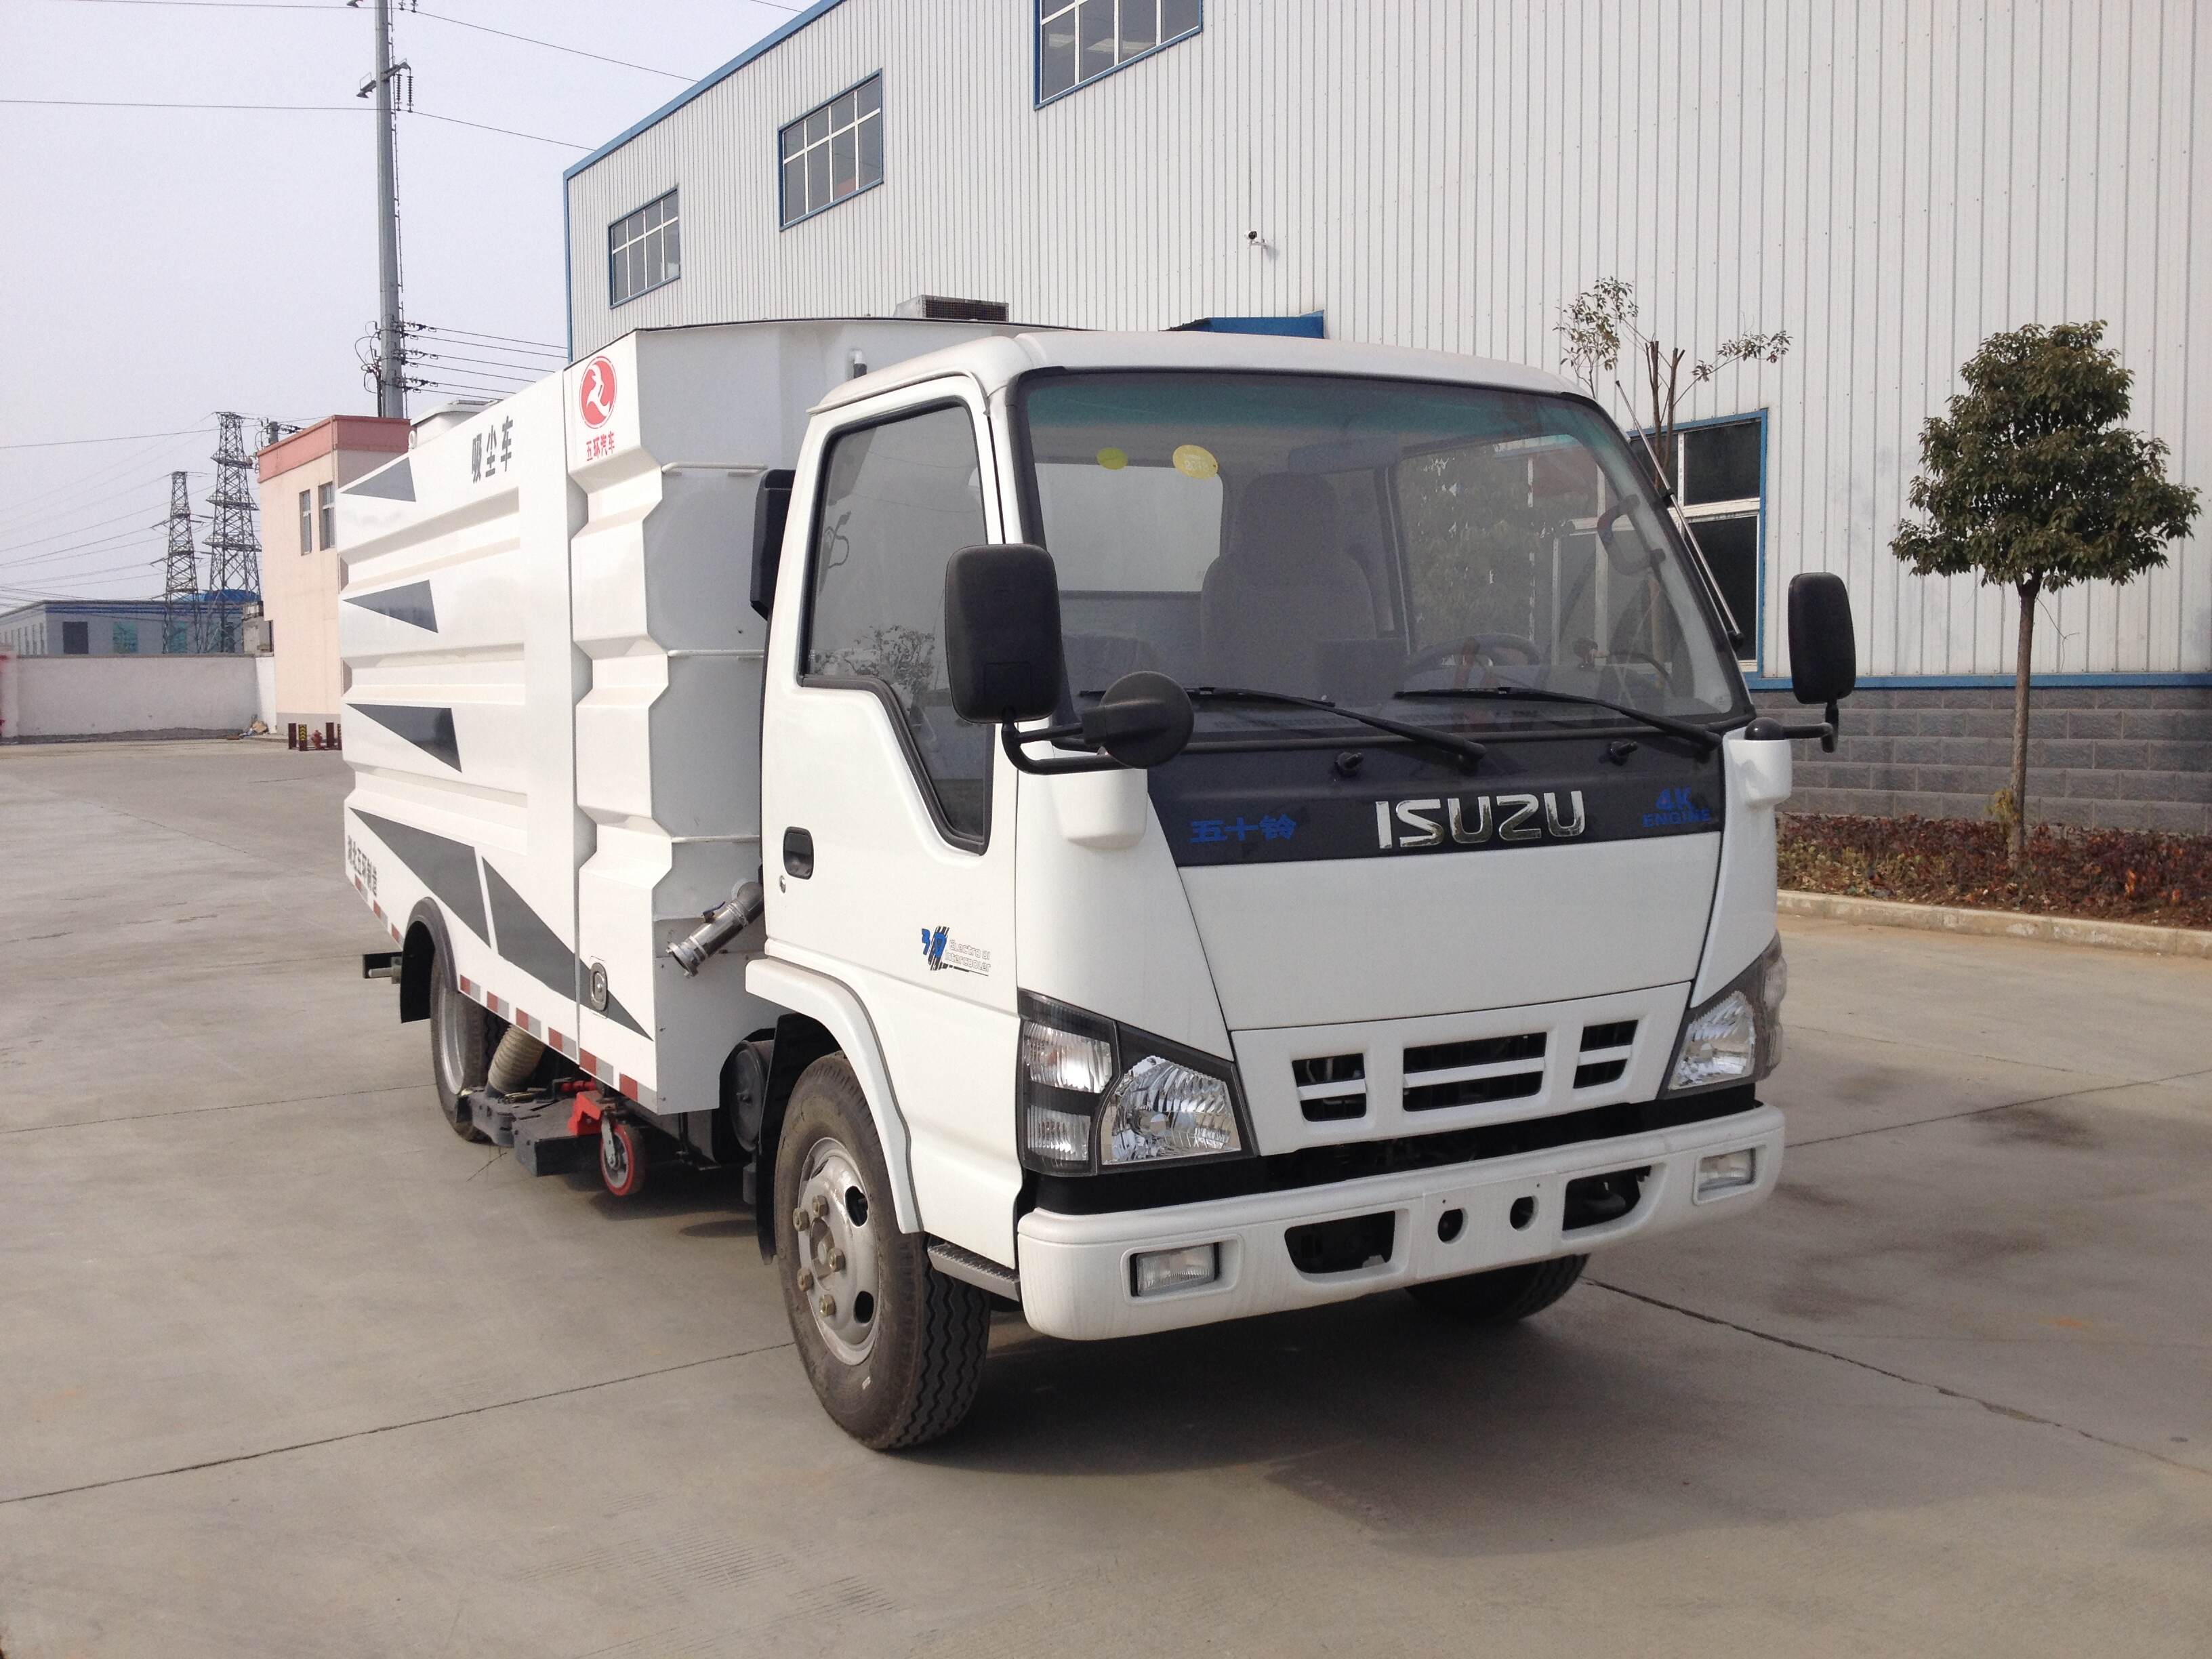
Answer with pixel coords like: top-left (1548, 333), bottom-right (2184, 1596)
top-left (1408, 1254), bottom-right (1587, 1324)
top-left (773, 1054), bottom-right (990, 1450)
top-left (428, 945), bottom-right (491, 1142)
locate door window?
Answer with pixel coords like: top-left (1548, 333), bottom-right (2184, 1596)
top-left (803, 404), bottom-right (995, 846)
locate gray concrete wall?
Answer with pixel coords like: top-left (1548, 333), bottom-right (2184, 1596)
top-left (1761, 685), bottom-right (2212, 835)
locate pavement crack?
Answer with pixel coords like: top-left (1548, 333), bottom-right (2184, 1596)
top-left (1786, 1065), bottom-right (2212, 1150)
top-left (1591, 1281), bottom-right (2205, 1479)
top-left (1, 1081), bottom-right (424, 1137)
top-left (0, 1340), bottom-right (796, 1509)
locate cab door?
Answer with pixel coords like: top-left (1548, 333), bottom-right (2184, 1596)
top-left (759, 377), bottom-right (1021, 1256)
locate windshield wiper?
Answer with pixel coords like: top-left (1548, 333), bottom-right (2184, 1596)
top-left (1180, 685), bottom-right (1486, 769)
top-left (1395, 684), bottom-right (1722, 752)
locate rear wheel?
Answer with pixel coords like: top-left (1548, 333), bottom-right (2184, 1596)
top-left (428, 947), bottom-right (491, 1142)
top-left (1408, 1254), bottom-right (1588, 1324)
top-left (773, 1055), bottom-right (990, 1450)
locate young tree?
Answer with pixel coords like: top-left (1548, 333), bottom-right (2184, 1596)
top-left (1555, 278), bottom-right (1790, 489)
top-left (1892, 321), bottom-right (2199, 868)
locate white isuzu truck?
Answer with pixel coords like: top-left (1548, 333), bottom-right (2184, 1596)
top-left (338, 319), bottom-right (1858, 1448)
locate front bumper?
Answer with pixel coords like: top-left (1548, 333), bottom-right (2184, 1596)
top-left (1016, 1103), bottom-right (1783, 1340)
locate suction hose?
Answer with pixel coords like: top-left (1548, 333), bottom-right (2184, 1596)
top-left (486, 1027), bottom-right (546, 1094)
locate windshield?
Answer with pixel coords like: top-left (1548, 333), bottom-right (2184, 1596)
top-left (1019, 371), bottom-right (1747, 741)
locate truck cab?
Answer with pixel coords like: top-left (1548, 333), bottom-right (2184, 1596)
top-left (747, 329), bottom-right (1853, 1441)
top-left (340, 320), bottom-right (1854, 1450)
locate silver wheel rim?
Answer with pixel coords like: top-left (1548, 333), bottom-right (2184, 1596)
top-left (434, 972), bottom-right (468, 1097)
top-left (794, 1136), bottom-right (879, 1364)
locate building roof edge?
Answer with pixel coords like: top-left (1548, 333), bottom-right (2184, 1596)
top-left (562, 0), bottom-right (853, 184)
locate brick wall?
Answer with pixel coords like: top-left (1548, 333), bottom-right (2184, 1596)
top-left (1756, 685), bottom-right (2212, 835)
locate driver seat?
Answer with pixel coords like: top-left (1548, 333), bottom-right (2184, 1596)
top-left (1199, 473), bottom-right (1375, 697)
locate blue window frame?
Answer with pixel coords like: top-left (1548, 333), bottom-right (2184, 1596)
top-left (780, 75), bottom-right (884, 228)
top-left (609, 189), bottom-right (680, 306)
top-left (1038, 0), bottom-right (1201, 106)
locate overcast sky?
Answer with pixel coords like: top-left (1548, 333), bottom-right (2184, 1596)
top-left (1, 0), bottom-right (796, 605)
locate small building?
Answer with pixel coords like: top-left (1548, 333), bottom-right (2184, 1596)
top-left (0, 596), bottom-right (246, 658)
top-left (255, 415), bottom-right (411, 740)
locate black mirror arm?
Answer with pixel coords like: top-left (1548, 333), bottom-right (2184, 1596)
top-left (1743, 700), bottom-right (1841, 751)
top-left (1001, 721), bottom-right (1121, 777)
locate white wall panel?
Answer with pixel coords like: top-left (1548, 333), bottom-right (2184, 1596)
top-left (567, 0), bottom-right (2209, 678)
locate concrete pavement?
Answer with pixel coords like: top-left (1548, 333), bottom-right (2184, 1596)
top-left (3, 741), bottom-right (2207, 1656)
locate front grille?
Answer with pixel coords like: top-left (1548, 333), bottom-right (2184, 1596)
top-left (1403, 1029), bottom-right (1547, 1113)
top-left (1572, 1019), bottom-right (1637, 1091)
top-left (1292, 1052), bottom-right (1367, 1122)
top-left (1581, 1020), bottom-right (1638, 1052)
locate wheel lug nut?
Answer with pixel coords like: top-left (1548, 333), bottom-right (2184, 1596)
top-left (796, 1269), bottom-right (813, 1292)
top-left (829, 1249), bottom-right (846, 1272)
top-left (811, 1194), bottom-right (830, 1218)
top-left (792, 1207), bottom-right (810, 1233)
top-left (817, 1294), bottom-right (836, 1317)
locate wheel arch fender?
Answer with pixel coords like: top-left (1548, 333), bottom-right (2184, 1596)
top-left (747, 956), bottom-right (922, 1260)
top-left (398, 899), bottom-right (454, 1025)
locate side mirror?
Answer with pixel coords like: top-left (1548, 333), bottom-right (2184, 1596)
top-left (944, 544), bottom-right (1065, 722)
top-left (1787, 572), bottom-right (1857, 706)
top-left (750, 468), bottom-right (794, 619)
top-left (1079, 671), bottom-right (1194, 769)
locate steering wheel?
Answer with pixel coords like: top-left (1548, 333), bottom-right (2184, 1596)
top-left (1403, 634), bottom-right (1543, 689)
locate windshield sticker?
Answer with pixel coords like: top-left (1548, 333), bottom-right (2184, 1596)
top-left (1096, 446), bottom-right (1128, 470)
top-left (920, 924), bottom-right (991, 976)
top-left (1172, 443), bottom-right (1219, 480)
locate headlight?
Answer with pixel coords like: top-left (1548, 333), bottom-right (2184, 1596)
top-left (1666, 935), bottom-right (1786, 1093)
top-left (1017, 994), bottom-right (1249, 1174)
top-left (1102, 1054), bottom-right (1240, 1165)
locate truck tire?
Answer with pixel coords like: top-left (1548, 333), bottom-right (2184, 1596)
top-left (1408, 1254), bottom-right (1587, 1324)
top-left (429, 949), bottom-right (491, 1142)
top-left (773, 1054), bottom-right (989, 1450)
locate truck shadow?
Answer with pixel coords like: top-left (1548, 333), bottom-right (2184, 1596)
top-left (912, 1289), bottom-right (2083, 1559)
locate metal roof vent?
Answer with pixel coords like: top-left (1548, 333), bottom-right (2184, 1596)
top-left (893, 295), bottom-right (1010, 323)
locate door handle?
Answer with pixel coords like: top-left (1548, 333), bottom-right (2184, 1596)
top-left (783, 826), bottom-right (815, 879)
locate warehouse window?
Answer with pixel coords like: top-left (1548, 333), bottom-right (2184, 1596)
top-left (113, 621), bottom-right (139, 655)
top-left (780, 76), bottom-right (883, 228)
top-left (62, 620), bottom-right (89, 655)
top-left (1039, 0), bottom-right (1201, 104)
top-left (298, 489), bottom-right (314, 554)
top-left (319, 483), bottom-right (336, 551)
top-left (609, 190), bottom-right (680, 306)
top-left (1648, 415), bottom-right (1764, 667)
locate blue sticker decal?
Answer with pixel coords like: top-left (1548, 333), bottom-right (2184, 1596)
top-left (1188, 813), bottom-right (1298, 846)
top-left (1643, 787), bottom-right (1715, 829)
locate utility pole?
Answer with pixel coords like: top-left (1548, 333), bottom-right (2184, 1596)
top-left (161, 470), bottom-right (199, 655)
top-left (204, 413), bottom-right (263, 654)
top-left (359, 0), bottom-right (409, 418)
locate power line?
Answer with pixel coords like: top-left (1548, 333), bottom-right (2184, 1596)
top-left (0, 426), bottom-right (203, 451)
top-left (0, 98), bottom-right (586, 148)
top-left (410, 8), bottom-right (695, 81)
top-left (0, 503), bottom-right (169, 555)
top-left (413, 326), bottom-right (565, 353)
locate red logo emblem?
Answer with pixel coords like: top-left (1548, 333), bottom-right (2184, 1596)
top-left (579, 356), bottom-right (617, 429)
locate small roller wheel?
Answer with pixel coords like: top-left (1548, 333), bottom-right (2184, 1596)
top-left (599, 1115), bottom-right (647, 1198)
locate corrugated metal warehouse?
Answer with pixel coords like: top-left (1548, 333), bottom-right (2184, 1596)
top-left (563, 0), bottom-right (2209, 829)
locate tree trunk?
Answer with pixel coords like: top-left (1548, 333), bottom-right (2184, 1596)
top-left (2009, 575), bottom-right (2041, 872)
